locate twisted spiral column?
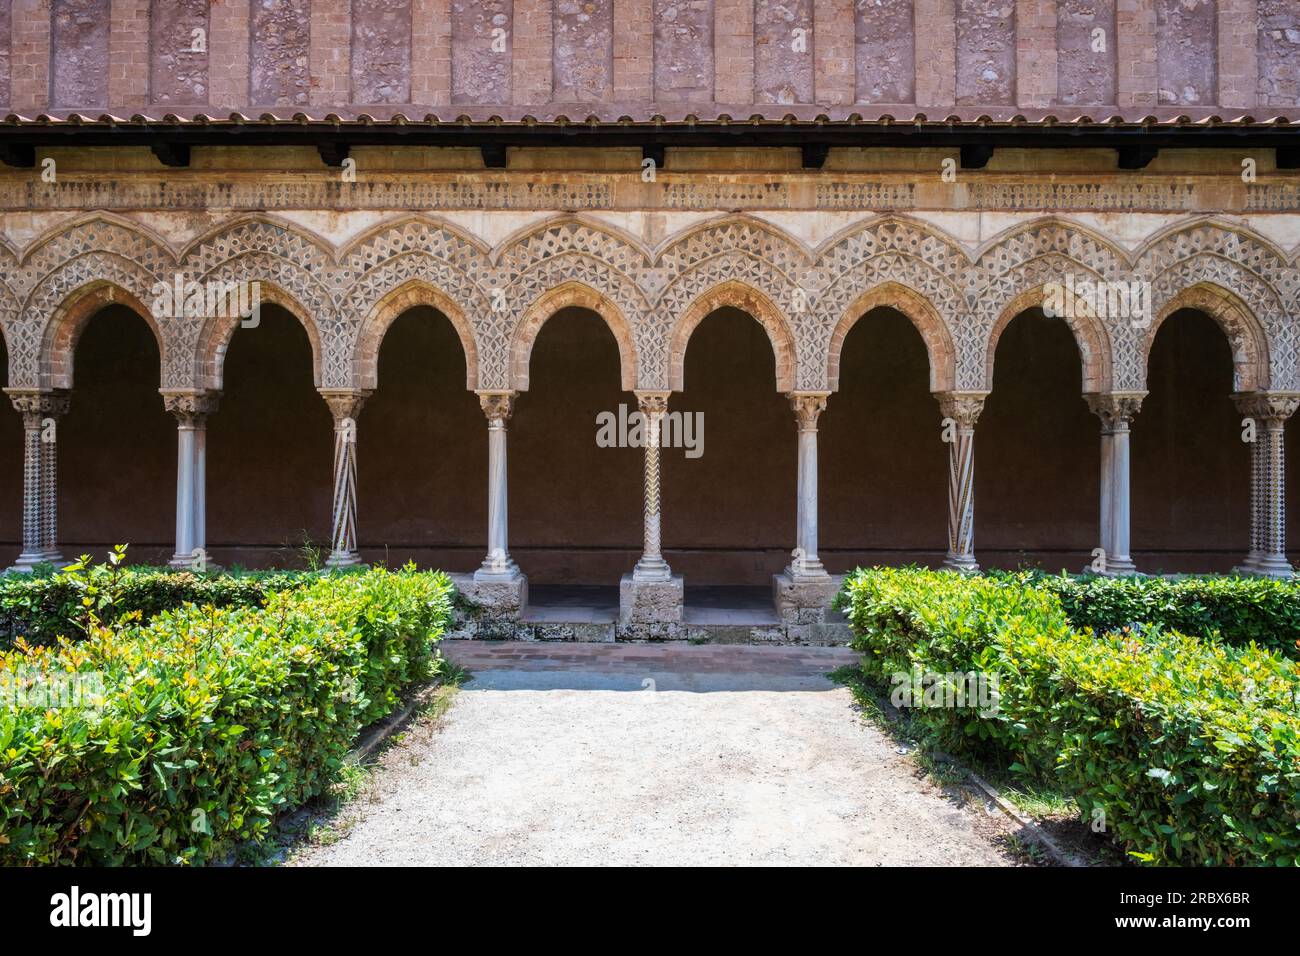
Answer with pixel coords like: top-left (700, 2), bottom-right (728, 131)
top-left (937, 392), bottom-right (985, 573)
top-left (321, 389), bottom-right (371, 568)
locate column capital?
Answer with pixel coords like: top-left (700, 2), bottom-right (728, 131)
top-left (935, 390), bottom-right (987, 428)
top-left (5, 388), bottom-right (70, 422)
top-left (634, 390), bottom-right (672, 415)
top-left (319, 388), bottom-right (371, 423)
top-left (1233, 391), bottom-right (1300, 425)
top-left (478, 390), bottom-right (517, 425)
top-left (787, 392), bottom-right (829, 431)
top-left (1085, 391), bottom-right (1146, 431)
top-left (162, 389), bottom-right (221, 426)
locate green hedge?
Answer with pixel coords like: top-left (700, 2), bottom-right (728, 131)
top-left (836, 567), bottom-right (1300, 866)
top-left (0, 566), bottom-right (453, 865)
top-left (0, 557), bottom-right (311, 648)
top-left (1000, 571), bottom-right (1300, 658)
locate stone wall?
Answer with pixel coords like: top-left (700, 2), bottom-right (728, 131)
top-left (0, 0), bottom-right (1294, 114)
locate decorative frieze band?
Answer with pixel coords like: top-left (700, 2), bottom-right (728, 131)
top-left (0, 175), bottom-right (1291, 213)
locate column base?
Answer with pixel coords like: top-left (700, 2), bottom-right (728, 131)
top-left (463, 565), bottom-right (528, 619)
top-left (942, 552), bottom-right (980, 573)
top-left (325, 550), bottom-right (364, 569)
top-left (1235, 555), bottom-right (1294, 579)
top-left (619, 572), bottom-right (684, 624)
top-left (7, 549), bottom-right (48, 573)
top-left (1085, 555), bottom-right (1139, 576)
top-left (772, 570), bottom-right (839, 624)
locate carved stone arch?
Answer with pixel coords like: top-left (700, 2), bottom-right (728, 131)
top-left (1135, 217), bottom-right (1293, 279)
top-left (667, 280), bottom-right (797, 393)
top-left (352, 278), bottom-right (481, 391)
top-left (1141, 281), bottom-right (1271, 393)
top-left (40, 279), bottom-right (164, 390)
top-left (194, 281), bottom-right (327, 391)
top-left (984, 283), bottom-right (1113, 393)
top-left (814, 215), bottom-right (975, 288)
top-left (653, 214), bottom-right (812, 279)
top-left (0, 280), bottom-right (22, 385)
top-left (180, 214), bottom-right (337, 272)
top-left (187, 251), bottom-right (335, 389)
top-left (15, 218), bottom-right (177, 308)
top-left (974, 216), bottom-right (1133, 280)
top-left (509, 281), bottom-right (638, 392)
top-left (973, 253), bottom-right (1117, 393)
top-left (492, 212), bottom-right (653, 272)
top-left (827, 282), bottom-right (958, 393)
top-left (339, 212), bottom-right (494, 265)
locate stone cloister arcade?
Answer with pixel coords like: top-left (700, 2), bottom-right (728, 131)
top-left (2, 211), bottom-right (1297, 623)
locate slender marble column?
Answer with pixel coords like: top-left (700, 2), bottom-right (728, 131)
top-left (786, 393), bottom-right (830, 581)
top-left (937, 392), bottom-right (985, 573)
top-left (1233, 393), bottom-right (1300, 578)
top-left (1086, 393), bottom-right (1144, 575)
top-left (321, 389), bottom-right (371, 568)
top-left (632, 391), bottom-right (673, 582)
top-left (475, 391), bottom-right (522, 581)
top-left (7, 390), bottom-right (69, 571)
top-left (164, 391), bottom-right (219, 569)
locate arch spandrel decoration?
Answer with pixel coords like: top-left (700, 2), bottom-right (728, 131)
top-left (2, 213), bottom-right (1296, 401)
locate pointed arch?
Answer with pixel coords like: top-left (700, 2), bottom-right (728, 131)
top-left (509, 281), bottom-right (638, 391)
top-left (194, 282), bottom-right (325, 390)
top-left (668, 280), bottom-right (797, 393)
top-left (827, 282), bottom-right (957, 393)
top-left (353, 279), bottom-right (480, 390)
top-left (1142, 282), bottom-right (1271, 392)
top-left (985, 284), bottom-right (1113, 393)
top-left (41, 280), bottom-right (164, 390)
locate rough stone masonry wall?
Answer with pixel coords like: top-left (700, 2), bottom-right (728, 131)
top-left (2, 0), bottom-right (1295, 114)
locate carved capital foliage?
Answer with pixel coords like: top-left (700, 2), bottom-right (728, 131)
top-left (7, 389), bottom-right (70, 425)
top-left (635, 391), bottom-right (671, 417)
top-left (162, 390), bottom-right (221, 426)
top-left (319, 388), bottom-right (371, 423)
top-left (478, 390), bottom-right (516, 425)
top-left (1233, 392), bottom-right (1300, 425)
top-left (1085, 392), bottom-right (1145, 431)
top-left (935, 391), bottom-right (986, 428)
top-left (788, 392), bottom-right (829, 431)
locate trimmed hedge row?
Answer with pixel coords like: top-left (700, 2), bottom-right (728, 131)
top-left (0, 566), bottom-right (453, 865)
top-left (999, 571), bottom-right (1300, 658)
top-left (836, 567), bottom-right (1300, 866)
top-left (0, 558), bottom-right (311, 648)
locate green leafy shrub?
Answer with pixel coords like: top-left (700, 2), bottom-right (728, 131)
top-left (1003, 571), bottom-right (1300, 658)
top-left (0, 553), bottom-right (312, 648)
top-left (0, 565), bottom-right (453, 865)
top-left (836, 567), bottom-right (1300, 865)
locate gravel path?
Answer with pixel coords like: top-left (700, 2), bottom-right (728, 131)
top-left (288, 643), bottom-right (1019, 867)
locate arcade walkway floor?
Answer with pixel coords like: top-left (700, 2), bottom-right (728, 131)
top-left (287, 643), bottom-right (1020, 867)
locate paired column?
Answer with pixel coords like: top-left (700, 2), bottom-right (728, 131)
top-left (7, 390), bottom-right (69, 571)
top-left (474, 391), bottom-right (522, 582)
top-left (321, 389), bottom-right (371, 568)
top-left (1233, 393), bottom-right (1299, 578)
top-left (937, 392), bottom-right (985, 573)
top-left (1086, 393), bottom-right (1144, 575)
top-left (163, 391), bottom-right (220, 570)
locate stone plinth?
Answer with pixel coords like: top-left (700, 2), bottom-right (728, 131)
top-left (619, 573), bottom-right (685, 624)
top-left (772, 572), bottom-right (840, 624)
